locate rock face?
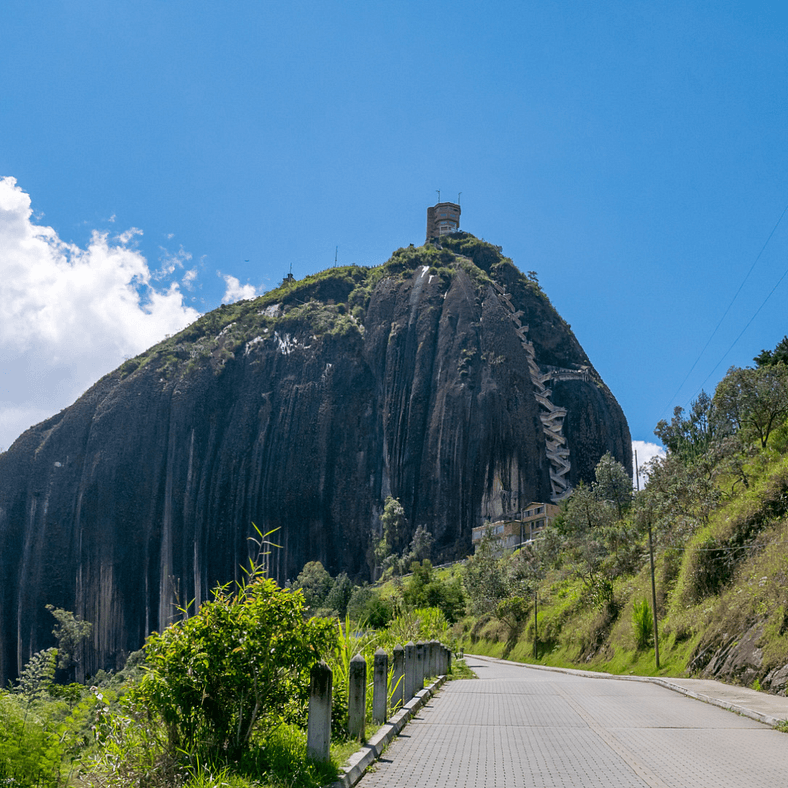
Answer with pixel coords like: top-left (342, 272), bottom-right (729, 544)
top-left (0, 235), bottom-right (631, 683)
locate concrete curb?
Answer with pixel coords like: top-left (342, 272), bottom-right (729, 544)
top-left (329, 675), bottom-right (447, 788)
top-left (468, 654), bottom-right (787, 729)
top-left (647, 677), bottom-right (785, 728)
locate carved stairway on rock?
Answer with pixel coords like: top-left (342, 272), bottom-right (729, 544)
top-left (491, 281), bottom-right (573, 502)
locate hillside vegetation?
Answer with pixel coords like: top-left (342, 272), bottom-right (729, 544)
top-left (460, 339), bottom-right (788, 691)
top-left (0, 540), bottom-right (458, 788)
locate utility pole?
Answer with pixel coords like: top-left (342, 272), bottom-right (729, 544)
top-left (636, 450), bottom-right (660, 670)
top-left (533, 591), bottom-right (539, 660)
top-left (648, 517), bottom-right (660, 669)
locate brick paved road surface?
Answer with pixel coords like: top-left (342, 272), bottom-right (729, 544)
top-left (356, 655), bottom-right (788, 788)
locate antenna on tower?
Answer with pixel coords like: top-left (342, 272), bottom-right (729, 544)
top-left (458, 192), bottom-right (462, 205)
top-left (334, 246), bottom-right (338, 267)
top-left (436, 189), bottom-right (441, 203)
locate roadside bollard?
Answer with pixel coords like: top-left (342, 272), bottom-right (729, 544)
top-left (405, 641), bottom-right (417, 701)
top-left (373, 648), bottom-right (388, 724)
top-left (392, 644), bottom-right (405, 711)
top-left (415, 641), bottom-right (425, 691)
top-left (348, 654), bottom-right (367, 741)
top-left (307, 661), bottom-right (332, 762)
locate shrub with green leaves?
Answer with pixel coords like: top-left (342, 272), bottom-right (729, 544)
top-left (134, 576), bottom-right (336, 766)
top-left (632, 599), bottom-right (653, 650)
top-left (0, 691), bottom-right (63, 785)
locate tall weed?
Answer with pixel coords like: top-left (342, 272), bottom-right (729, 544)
top-left (632, 599), bottom-right (653, 650)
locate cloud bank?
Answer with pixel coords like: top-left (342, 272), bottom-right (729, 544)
top-left (0, 177), bottom-right (200, 451)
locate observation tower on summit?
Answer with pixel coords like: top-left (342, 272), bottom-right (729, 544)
top-left (426, 201), bottom-right (461, 241)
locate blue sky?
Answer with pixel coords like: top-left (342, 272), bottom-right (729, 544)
top-left (2, 0), bottom-right (788, 465)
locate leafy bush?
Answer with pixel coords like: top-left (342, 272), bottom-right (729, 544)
top-left (0, 691), bottom-right (64, 786)
top-left (347, 586), bottom-right (393, 628)
top-left (632, 599), bottom-right (653, 650)
top-left (81, 691), bottom-right (179, 788)
top-left (134, 575), bottom-right (336, 766)
top-left (322, 572), bottom-right (353, 617)
top-left (293, 561), bottom-right (334, 610)
top-left (685, 536), bottom-right (732, 603)
top-left (403, 560), bottom-right (466, 623)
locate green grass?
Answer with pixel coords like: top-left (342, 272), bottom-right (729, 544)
top-left (448, 659), bottom-right (477, 680)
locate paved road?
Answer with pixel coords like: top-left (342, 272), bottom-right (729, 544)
top-left (356, 655), bottom-right (788, 788)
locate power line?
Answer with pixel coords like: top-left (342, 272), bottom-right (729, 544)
top-left (689, 255), bottom-right (788, 401)
top-left (659, 201), bottom-right (788, 419)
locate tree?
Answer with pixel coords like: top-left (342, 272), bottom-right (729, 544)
top-left (462, 532), bottom-right (510, 616)
top-left (135, 575), bottom-right (335, 765)
top-left (754, 335), bottom-right (788, 367)
top-left (495, 596), bottom-right (531, 639)
top-left (408, 525), bottom-right (434, 564)
top-left (347, 585), bottom-right (393, 628)
top-left (403, 560), bottom-right (466, 623)
top-left (45, 605), bottom-right (92, 680)
top-left (639, 452), bottom-right (721, 542)
top-left (654, 391), bottom-right (723, 462)
top-left (714, 364), bottom-right (788, 448)
top-left (593, 452), bottom-right (632, 519)
top-left (374, 496), bottom-right (409, 575)
top-left (323, 572), bottom-right (353, 617)
top-left (555, 483), bottom-right (615, 595)
top-left (381, 496), bottom-right (408, 554)
top-left (293, 560), bottom-right (334, 610)
top-left (13, 648), bottom-right (58, 699)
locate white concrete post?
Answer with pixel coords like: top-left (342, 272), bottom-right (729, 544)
top-left (373, 648), bottom-right (388, 724)
top-left (348, 653), bottom-right (368, 741)
top-left (392, 644), bottom-right (405, 711)
top-left (307, 661), bottom-right (332, 762)
top-left (348, 653), bottom-right (367, 741)
top-left (404, 641), bottom-right (417, 701)
top-left (415, 641), bottom-right (425, 691)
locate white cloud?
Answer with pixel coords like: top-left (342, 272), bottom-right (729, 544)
top-left (182, 268), bottom-right (198, 289)
top-left (631, 440), bottom-right (666, 489)
top-left (0, 177), bottom-right (201, 450)
top-left (155, 245), bottom-right (192, 279)
top-left (221, 274), bottom-right (260, 304)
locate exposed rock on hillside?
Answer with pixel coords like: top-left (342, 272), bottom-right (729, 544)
top-left (0, 235), bottom-right (630, 683)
